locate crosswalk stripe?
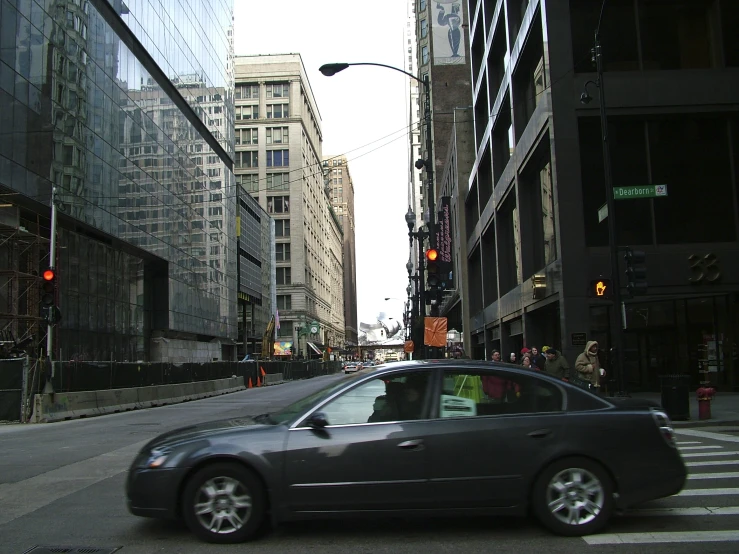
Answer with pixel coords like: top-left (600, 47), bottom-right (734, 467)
top-left (676, 487), bottom-right (739, 496)
top-left (625, 506), bottom-right (739, 517)
top-left (680, 445), bottom-right (723, 451)
top-left (681, 451), bottom-right (739, 458)
top-left (677, 441), bottom-right (701, 445)
top-left (688, 472), bottom-right (739, 480)
top-left (584, 530), bottom-right (739, 545)
top-left (687, 459), bottom-right (739, 467)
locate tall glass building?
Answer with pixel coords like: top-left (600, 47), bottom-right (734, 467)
top-left (0, 0), bottom-right (238, 362)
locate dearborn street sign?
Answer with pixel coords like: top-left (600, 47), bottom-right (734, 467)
top-left (613, 184), bottom-right (668, 200)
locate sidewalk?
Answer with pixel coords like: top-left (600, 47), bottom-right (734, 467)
top-left (628, 391), bottom-right (739, 427)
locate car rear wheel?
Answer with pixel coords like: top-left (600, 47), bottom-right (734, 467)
top-left (532, 457), bottom-right (613, 536)
top-left (182, 463), bottom-right (266, 544)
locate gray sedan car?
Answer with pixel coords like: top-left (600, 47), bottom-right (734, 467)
top-left (126, 360), bottom-right (686, 544)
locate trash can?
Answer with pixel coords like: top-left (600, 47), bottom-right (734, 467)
top-left (659, 374), bottom-right (691, 421)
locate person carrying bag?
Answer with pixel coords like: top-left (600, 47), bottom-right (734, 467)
top-left (574, 340), bottom-right (606, 394)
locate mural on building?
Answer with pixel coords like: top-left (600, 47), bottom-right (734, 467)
top-left (433, 1), bottom-right (466, 65)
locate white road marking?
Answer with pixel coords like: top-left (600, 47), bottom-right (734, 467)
top-left (687, 459), bottom-right (739, 467)
top-left (584, 530), bottom-right (739, 545)
top-left (677, 441), bottom-right (701, 445)
top-left (0, 439), bottom-right (147, 526)
top-left (681, 450), bottom-right (739, 458)
top-left (625, 506), bottom-right (739, 517)
top-left (676, 429), bottom-right (739, 443)
top-left (676, 487), bottom-right (739, 496)
top-left (688, 472), bottom-right (739, 480)
top-left (679, 445), bottom-right (722, 451)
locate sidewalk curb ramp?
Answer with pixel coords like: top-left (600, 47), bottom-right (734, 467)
top-left (30, 377), bottom-right (245, 423)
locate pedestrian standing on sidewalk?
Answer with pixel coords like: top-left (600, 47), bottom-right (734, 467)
top-left (545, 348), bottom-right (570, 381)
top-left (575, 340), bottom-right (606, 395)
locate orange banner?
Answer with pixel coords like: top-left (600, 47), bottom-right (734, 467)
top-left (404, 340), bottom-right (415, 353)
top-left (424, 317), bottom-right (448, 347)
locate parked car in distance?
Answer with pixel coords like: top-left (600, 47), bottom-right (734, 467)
top-left (126, 360), bottom-right (686, 544)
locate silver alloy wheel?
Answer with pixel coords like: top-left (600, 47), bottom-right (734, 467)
top-left (546, 467), bottom-right (605, 526)
top-left (194, 476), bottom-right (253, 534)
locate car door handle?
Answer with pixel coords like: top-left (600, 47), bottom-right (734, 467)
top-left (397, 439), bottom-right (425, 451)
top-left (528, 429), bottom-right (553, 439)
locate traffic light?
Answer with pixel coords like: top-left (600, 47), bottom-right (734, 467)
top-left (590, 278), bottom-right (612, 298)
top-left (624, 249), bottom-right (648, 296)
top-left (425, 248), bottom-right (439, 291)
top-left (40, 268), bottom-right (56, 308)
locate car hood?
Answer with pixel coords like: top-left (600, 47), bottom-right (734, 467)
top-left (144, 416), bottom-right (272, 450)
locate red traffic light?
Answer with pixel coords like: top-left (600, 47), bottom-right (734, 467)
top-left (425, 248), bottom-right (438, 262)
top-left (42, 269), bottom-right (56, 281)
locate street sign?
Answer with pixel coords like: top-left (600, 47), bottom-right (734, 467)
top-left (613, 184), bottom-right (668, 200)
top-left (598, 203), bottom-right (608, 223)
top-left (571, 333), bottom-right (587, 347)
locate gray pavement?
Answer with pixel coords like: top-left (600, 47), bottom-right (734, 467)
top-left (3, 373), bottom-right (739, 553)
top-left (628, 391), bottom-right (739, 427)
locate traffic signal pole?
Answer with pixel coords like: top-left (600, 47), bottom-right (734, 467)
top-left (47, 186), bottom-right (58, 363)
top-left (593, 31), bottom-right (627, 397)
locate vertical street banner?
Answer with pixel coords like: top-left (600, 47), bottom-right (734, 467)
top-left (436, 196), bottom-right (454, 289)
top-left (432, 1), bottom-right (466, 65)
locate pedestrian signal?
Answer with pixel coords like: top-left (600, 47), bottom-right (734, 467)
top-left (590, 279), bottom-right (612, 298)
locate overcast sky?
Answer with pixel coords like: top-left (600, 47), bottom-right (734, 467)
top-left (233, 0), bottom-right (412, 326)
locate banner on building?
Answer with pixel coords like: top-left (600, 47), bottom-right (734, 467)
top-left (432, 1), bottom-right (466, 65)
top-left (436, 195), bottom-right (454, 289)
top-left (274, 341), bottom-right (293, 356)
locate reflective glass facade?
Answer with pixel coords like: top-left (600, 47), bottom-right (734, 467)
top-left (0, 0), bottom-right (235, 361)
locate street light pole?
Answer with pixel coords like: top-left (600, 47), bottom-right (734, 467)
top-left (590, 16), bottom-right (627, 396)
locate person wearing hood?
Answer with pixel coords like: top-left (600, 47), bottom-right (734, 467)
top-left (544, 348), bottom-right (570, 380)
top-left (575, 340), bottom-right (606, 393)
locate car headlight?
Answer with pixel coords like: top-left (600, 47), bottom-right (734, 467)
top-left (145, 448), bottom-right (169, 468)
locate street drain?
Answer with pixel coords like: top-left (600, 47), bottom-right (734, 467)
top-left (23, 546), bottom-right (121, 554)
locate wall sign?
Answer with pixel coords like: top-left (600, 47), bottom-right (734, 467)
top-left (571, 333), bottom-right (587, 347)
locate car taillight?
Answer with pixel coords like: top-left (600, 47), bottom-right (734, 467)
top-left (652, 410), bottom-right (677, 448)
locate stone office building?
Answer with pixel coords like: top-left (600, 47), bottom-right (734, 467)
top-left (464, 0), bottom-right (739, 391)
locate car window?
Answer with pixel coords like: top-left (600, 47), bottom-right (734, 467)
top-left (270, 376), bottom-right (357, 424)
top-left (438, 370), bottom-right (563, 418)
top-left (318, 371), bottom-right (431, 426)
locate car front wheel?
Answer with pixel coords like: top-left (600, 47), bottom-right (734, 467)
top-left (532, 457), bottom-right (613, 536)
top-left (182, 462), bottom-right (266, 544)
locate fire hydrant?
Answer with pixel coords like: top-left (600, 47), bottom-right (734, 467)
top-left (696, 386), bottom-right (716, 420)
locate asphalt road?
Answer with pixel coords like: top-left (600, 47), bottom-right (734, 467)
top-left (2, 374), bottom-right (739, 554)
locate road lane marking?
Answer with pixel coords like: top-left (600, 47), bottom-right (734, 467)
top-left (681, 451), bottom-right (739, 458)
top-left (676, 429), bottom-right (739, 444)
top-left (625, 506), bottom-right (739, 517)
top-left (584, 530), bottom-right (739, 544)
top-left (676, 487), bottom-right (739, 496)
top-left (688, 472), bottom-right (739, 480)
top-left (687, 459), bottom-right (739, 467)
top-left (677, 441), bottom-right (701, 445)
top-left (679, 445), bottom-right (722, 451)
top-left (0, 439), bottom-right (147, 526)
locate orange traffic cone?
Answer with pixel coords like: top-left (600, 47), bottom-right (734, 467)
top-left (248, 377), bottom-right (253, 388)
top-left (260, 366), bottom-right (266, 377)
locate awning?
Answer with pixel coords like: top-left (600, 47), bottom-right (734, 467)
top-left (306, 341), bottom-right (323, 355)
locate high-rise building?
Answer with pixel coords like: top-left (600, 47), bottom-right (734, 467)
top-left (234, 54), bottom-right (345, 358)
top-left (464, 0), bottom-right (739, 390)
top-left (323, 155), bottom-right (358, 350)
top-left (0, 0), bottom-right (237, 362)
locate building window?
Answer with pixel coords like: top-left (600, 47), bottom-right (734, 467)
top-left (275, 219), bottom-right (290, 237)
top-left (421, 19), bottom-right (428, 38)
top-left (238, 173), bottom-right (259, 192)
top-left (236, 105), bottom-right (259, 120)
top-left (235, 151), bottom-right (258, 168)
top-left (420, 0), bottom-right (427, 11)
top-left (267, 150), bottom-right (289, 167)
top-left (266, 83), bottom-right (289, 98)
top-left (235, 84), bottom-right (259, 99)
top-left (266, 172), bottom-right (290, 190)
top-left (277, 294), bottom-right (292, 310)
top-left (266, 127), bottom-right (289, 144)
top-left (421, 46), bottom-right (429, 65)
top-left (236, 128), bottom-right (258, 145)
top-left (267, 196), bottom-right (290, 214)
top-left (276, 243), bottom-right (291, 262)
top-left (277, 267), bottom-right (291, 285)
top-left (266, 104), bottom-right (289, 118)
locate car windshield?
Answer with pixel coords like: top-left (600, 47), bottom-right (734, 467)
top-left (268, 376), bottom-right (356, 425)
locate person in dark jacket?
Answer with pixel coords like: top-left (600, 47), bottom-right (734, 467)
top-left (530, 347), bottom-right (546, 371)
top-left (545, 348), bottom-right (570, 380)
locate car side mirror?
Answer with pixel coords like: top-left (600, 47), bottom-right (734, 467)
top-left (307, 412), bottom-right (329, 429)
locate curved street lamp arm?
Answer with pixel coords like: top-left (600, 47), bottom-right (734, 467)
top-left (319, 62), bottom-right (424, 86)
